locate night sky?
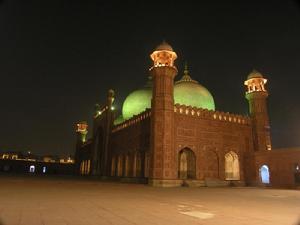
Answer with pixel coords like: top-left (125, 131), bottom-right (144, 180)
top-left (0, 1), bottom-right (300, 156)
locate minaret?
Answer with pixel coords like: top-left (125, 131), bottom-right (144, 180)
top-left (75, 121), bottom-right (88, 174)
top-left (244, 70), bottom-right (271, 151)
top-left (76, 121), bottom-right (88, 143)
top-left (92, 89), bottom-right (115, 177)
top-left (149, 41), bottom-right (179, 187)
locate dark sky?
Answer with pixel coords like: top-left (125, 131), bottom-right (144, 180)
top-left (0, 0), bottom-right (300, 156)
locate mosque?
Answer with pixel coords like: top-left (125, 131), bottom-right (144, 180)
top-left (75, 42), bottom-right (300, 188)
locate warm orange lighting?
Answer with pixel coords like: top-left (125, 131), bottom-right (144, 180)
top-left (244, 77), bottom-right (267, 94)
top-left (76, 122), bottom-right (88, 133)
top-left (150, 41), bottom-right (177, 69)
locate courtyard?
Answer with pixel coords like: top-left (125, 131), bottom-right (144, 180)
top-left (0, 175), bottom-right (299, 225)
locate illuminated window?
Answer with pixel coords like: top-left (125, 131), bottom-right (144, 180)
top-left (29, 165), bottom-right (35, 173)
top-left (42, 166), bottom-right (46, 173)
top-left (259, 165), bottom-right (270, 184)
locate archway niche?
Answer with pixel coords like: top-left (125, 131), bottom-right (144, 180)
top-left (111, 157), bottom-right (116, 176)
top-left (144, 153), bottom-right (150, 178)
top-left (259, 165), bottom-right (270, 184)
top-left (225, 151), bottom-right (240, 180)
top-left (125, 155), bottom-right (130, 177)
top-left (117, 155), bottom-right (123, 177)
top-left (135, 152), bottom-right (142, 177)
top-left (295, 163), bottom-right (300, 185)
top-left (178, 148), bottom-right (196, 179)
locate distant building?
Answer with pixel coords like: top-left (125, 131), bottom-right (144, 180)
top-left (73, 41), bottom-right (298, 188)
top-left (0, 151), bottom-right (75, 175)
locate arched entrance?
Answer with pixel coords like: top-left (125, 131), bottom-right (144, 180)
top-left (225, 151), bottom-right (240, 180)
top-left (178, 148), bottom-right (196, 179)
top-left (259, 165), bottom-right (270, 184)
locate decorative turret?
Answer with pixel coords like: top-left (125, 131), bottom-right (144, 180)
top-left (244, 70), bottom-right (267, 94)
top-left (150, 41), bottom-right (178, 69)
top-left (244, 70), bottom-right (271, 151)
top-left (149, 41), bottom-right (179, 187)
top-left (76, 121), bottom-right (88, 143)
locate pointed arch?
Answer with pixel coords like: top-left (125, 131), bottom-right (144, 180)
top-left (259, 165), bottom-right (270, 184)
top-left (125, 155), bottom-right (130, 177)
top-left (225, 151), bottom-right (240, 180)
top-left (178, 148), bottom-right (196, 179)
top-left (144, 152), bottom-right (150, 178)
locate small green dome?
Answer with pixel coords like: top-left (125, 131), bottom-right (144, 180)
top-left (174, 66), bottom-right (215, 110)
top-left (122, 79), bottom-right (152, 120)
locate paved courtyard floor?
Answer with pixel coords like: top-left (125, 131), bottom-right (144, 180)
top-left (0, 175), bottom-right (299, 225)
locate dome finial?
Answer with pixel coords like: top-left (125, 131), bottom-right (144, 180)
top-left (184, 61), bottom-right (189, 75)
top-left (175, 62), bottom-right (198, 84)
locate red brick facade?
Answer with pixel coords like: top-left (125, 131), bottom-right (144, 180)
top-left (76, 43), bottom-right (300, 188)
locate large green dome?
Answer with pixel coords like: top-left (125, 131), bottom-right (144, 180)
top-left (119, 66), bottom-right (215, 123)
top-left (122, 80), bottom-right (152, 120)
top-left (174, 66), bottom-right (215, 110)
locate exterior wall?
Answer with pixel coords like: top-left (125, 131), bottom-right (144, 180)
top-left (174, 105), bottom-right (254, 185)
top-left (76, 141), bottom-right (93, 175)
top-left (91, 104), bottom-right (114, 176)
top-left (109, 111), bottom-right (151, 179)
top-left (255, 148), bottom-right (300, 188)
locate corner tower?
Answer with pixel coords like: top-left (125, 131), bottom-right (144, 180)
top-left (149, 41), bottom-right (179, 187)
top-left (75, 121), bottom-right (88, 173)
top-left (244, 70), bottom-right (271, 151)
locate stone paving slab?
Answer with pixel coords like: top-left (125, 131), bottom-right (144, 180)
top-left (0, 176), bottom-right (299, 225)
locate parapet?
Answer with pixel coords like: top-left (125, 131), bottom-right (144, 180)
top-left (174, 104), bottom-right (251, 125)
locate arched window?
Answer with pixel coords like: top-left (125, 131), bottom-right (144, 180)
top-left (225, 151), bottom-right (240, 180)
top-left (42, 166), bottom-right (47, 173)
top-left (259, 165), bottom-right (270, 184)
top-left (80, 161), bottom-right (85, 175)
top-left (29, 165), bottom-right (35, 173)
top-left (87, 160), bottom-right (91, 174)
top-left (178, 148), bottom-right (196, 179)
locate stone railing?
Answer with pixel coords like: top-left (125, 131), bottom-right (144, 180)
top-left (112, 109), bottom-right (151, 133)
top-left (174, 104), bottom-right (251, 125)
